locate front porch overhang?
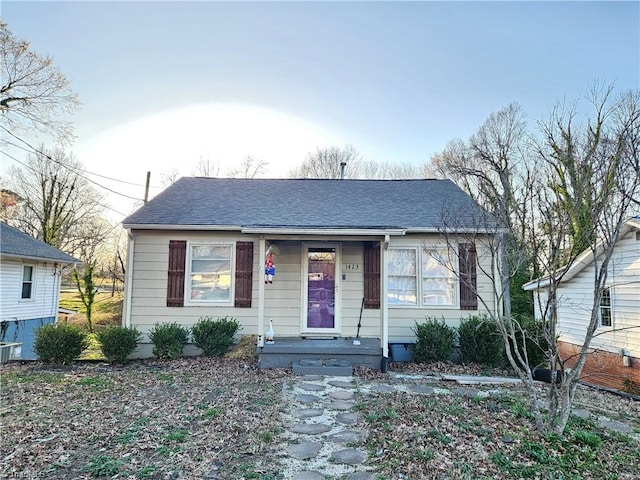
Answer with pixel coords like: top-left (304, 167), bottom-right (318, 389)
top-left (241, 227), bottom-right (406, 236)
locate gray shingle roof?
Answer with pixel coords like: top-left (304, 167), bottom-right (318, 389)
top-left (0, 222), bottom-right (79, 263)
top-left (123, 178), bottom-right (497, 231)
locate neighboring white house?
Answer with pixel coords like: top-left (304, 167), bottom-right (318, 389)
top-left (524, 217), bottom-right (640, 390)
top-left (0, 222), bottom-right (79, 360)
top-left (122, 178), bottom-right (500, 368)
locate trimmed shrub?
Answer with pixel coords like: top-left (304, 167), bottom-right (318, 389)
top-left (34, 323), bottom-right (89, 364)
top-left (507, 314), bottom-right (549, 369)
top-left (97, 326), bottom-right (141, 363)
top-left (192, 316), bottom-right (241, 357)
top-left (149, 322), bottom-right (189, 359)
top-left (458, 314), bottom-right (504, 366)
top-left (412, 317), bottom-right (457, 363)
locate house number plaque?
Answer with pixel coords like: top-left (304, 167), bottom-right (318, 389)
top-left (344, 264), bottom-right (359, 271)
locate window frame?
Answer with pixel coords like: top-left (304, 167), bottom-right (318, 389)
top-left (184, 242), bottom-right (235, 306)
top-left (421, 246), bottom-right (458, 307)
top-left (20, 264), bottom-right (35, 300)
top-left (387, 245), bottom-right (459, 309)
top-left (598, 286), bottom-right (613, 328)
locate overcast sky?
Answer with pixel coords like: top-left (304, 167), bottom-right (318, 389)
top-left (2, 1), bottom-right (638, 219)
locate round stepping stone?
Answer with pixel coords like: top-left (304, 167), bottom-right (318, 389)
top-left (290, 423), bottom-right (332, 435)
top-left (293, 408), bottom-right (324, 419)
top-left (409, 385), bottom-right (435, 395)
top-left (290, 441), bottom-right (322, 460)
top-left (336, 412), bottom-right (358, 425)
top-left (327, 401), bottom-right (353, 410)
top-left (327, 429), bottom-right (369, 444)
top-left (347, 473), bottom-right (376, 480)
top-left (298, 383), bottom-right (325, 392)
top-left (331, 448), bottom-right (366, 464)
top-left (293, 472), bottom-right (324, 480)
top-left (295, 394), bottom-right (318, 404)
top-left (371, 384), bottom-right (396, 393)
top-left (328, 380), bottom-right (354, 388)
top-left (329, 390), bottom-right (353, 400)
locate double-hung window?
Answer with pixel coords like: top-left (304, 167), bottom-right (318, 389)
top-left (21, 265), bottom-right (34, 299)
top-left (599, 287), bottom-right (612, 327)
top-left (387, 249), bottom-right (417, 305)
top-left (422, 248), bottom-right (456, 306)
top-left (187, 244), bottom-right (233, 304)
top-left (387, 246), bottom-right (458, 307)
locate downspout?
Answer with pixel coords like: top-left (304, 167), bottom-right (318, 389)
top-left (123, 230), bottom-right (135, 328)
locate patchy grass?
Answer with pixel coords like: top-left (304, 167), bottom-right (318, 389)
top-left (1, 359), bottom-right (638, 480)
top-left (59, 291), bottom-right (123, 330)
top-left (361, 388), bottom-right (640, 479)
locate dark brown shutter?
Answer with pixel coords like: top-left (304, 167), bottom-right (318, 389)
top-left (363, 241), bottom-right (380, 309)
top-left (167, 240), bottom-right (187, 307)
top-left (234, 241), bottom-right (253, 308)
top-left (459, 242), bottom-right (478, 310)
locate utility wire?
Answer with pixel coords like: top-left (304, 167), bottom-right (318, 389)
top-left (1, 127), bottom-right (146, 201)
top-left (1, 149), bottom-right (131, 218)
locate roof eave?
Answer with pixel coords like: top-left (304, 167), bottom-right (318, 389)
top-left (240, 227), bottom-right (407, 236)
top-left (1, 253), bottom-right (79, 264)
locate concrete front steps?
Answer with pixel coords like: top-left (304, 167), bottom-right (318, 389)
top-left (258, 337), bottom-right (382, 371)
top-left (293, 358), bottom-right (353, 376)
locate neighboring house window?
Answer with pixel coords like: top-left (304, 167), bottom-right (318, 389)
top-left (166, 240), bottom-right (253, 308)
top-left (387, 248), bottom-right (418, 305)
top-left (599, 287), bottom-right (612, 327)
top-left (188, 244), bottom-right (233, 303)
top-left (422, 248), bottom-right (456, 306)
top-left (21, 265), bottom-right (34, 299)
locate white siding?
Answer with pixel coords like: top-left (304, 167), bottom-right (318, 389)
top-left (552, 229), bottom-right (640, 357)
top-left (127, 231), bottom-right (498, 343)
top-left (0, 259), bottom-right (62, 322)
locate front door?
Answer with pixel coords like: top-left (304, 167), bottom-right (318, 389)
top-left (302, 243), bottom-right (341, 334)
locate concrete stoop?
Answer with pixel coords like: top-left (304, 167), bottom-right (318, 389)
top-left (293, 358), bottom-right (353, 376)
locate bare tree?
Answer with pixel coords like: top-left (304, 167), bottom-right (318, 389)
top-left (161, 168), bottom-right (180, 187)
top-left (5, 146), bottom-right (105, 254)
top-left (1, 21), bottom-right (79, 144)
top-left (359, 159), bottom-right (422, 179)
top-left (226, 155), bottom-right (268, 178)
top-left (289, 145), bottom-right (362, 179)
top-left (191, 155), bottom-right (220, 177)
top-left (440, 87), bottom-right (640, 435)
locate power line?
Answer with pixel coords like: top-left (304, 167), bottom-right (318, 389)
top-left (1, 127), bottom-right (145, 202)
top-left (0, 149), bottom-right (131, 218)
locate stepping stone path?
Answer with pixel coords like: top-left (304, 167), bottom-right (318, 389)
top-left (280, 375), bottom-right (377, 479)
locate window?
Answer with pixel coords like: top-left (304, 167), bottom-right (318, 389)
top-left (599, 287), bottom-right (612, 327)
top-left (21, 265), bottom-right (34, 299)
top-left (422, 248), bottom-right (456, 306)
top-left (188, 244), bottom-right (233, 303)
top-left (387, 248), bottom-right (417, 305)
top-left (387, 246), bottom-right (462, 308)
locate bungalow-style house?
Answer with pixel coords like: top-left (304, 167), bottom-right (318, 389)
top-left (122, 178), bottom-right (499, 371)
top-left (0, 222), bottom-right (79, 361)
top-left (523, 218), bottom-right (640, 391)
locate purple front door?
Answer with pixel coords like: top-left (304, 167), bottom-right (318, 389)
top-left (306, 247), bottom-right (336, 329)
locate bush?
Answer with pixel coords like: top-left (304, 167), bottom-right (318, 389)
top-left (149, 322), bottom-right (189, 359)
top-left (97, 326), bottom-right (141, 363)
top-left (34, 323), bottom-right (89, 364)
top-left (192, 316), bottom-right (241, 357)
top-left (413, 317), bottom-right (457, 363)
top-left (507, 314), bottom-right (549, 369)
top-left (458, 314), bottom-right (504, 366)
